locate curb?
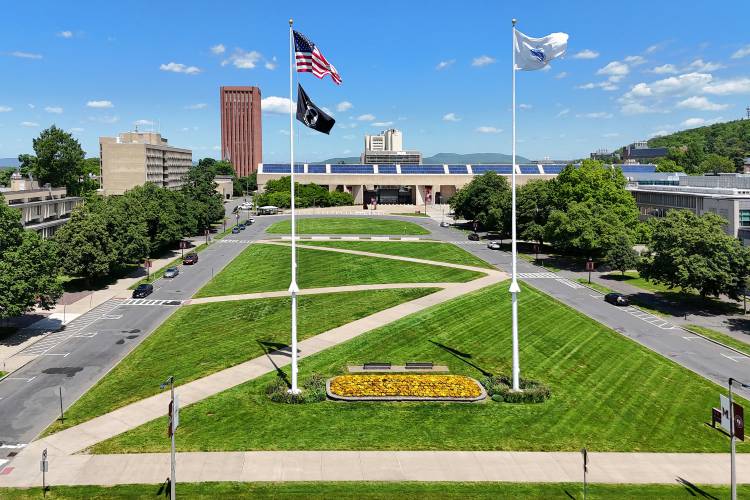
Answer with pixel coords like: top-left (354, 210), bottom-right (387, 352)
top-left (680, 326), bottom-right (750, 359)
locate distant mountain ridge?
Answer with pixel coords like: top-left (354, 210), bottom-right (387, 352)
top-left (317, 152), bottom-right (531, 164)
top-left (0, 157), bottom-right (19, 168)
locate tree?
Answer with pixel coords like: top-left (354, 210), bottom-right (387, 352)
top-left (23, 126), bottom-right (86, 194)
top-left (54, 205), bottom-right (118, 283)
top-left (0, 168), bottom-right (13, 187)
top-left (234, 172), bottom-right (257, 196)
top-left (638, 210), bottom-right (750, 299)
top-left (0, 195), bottom-right (62, 319)
top-left (182, 166), bottom-right (224, 231)
top-left (604, 234), bottom-right (639, 275)
top-left (655, 158), bottom-right (684, 173)
top-left (544, 200), bottom-right (630, 256)
top-left (449, 172), bottom-right (511, 232)
top-left (697, 153), bottom-right (736, 175)
top-left (125, 183), bottom-right (184, 254)
top-left (517, 179), bottom-right (552, 245)
top-left (254, 176), bottom-right (353, 208)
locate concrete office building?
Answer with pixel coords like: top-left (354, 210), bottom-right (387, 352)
top-left (1, 171), bottom-right (82, 238)
top-left (99, 132), bottom-right (192, 196)
top-left (220, 86), bottom-right (262, 177)
top-left (361, 129), bottom-right (422, 165)
top-left (621, 140), bottom-right (669, 162)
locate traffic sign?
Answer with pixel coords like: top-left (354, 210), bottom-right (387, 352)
top-left (585, 260), bottom-right (595, 272)
top-left (179, 240), bottom-right (188, 249)
top-left (143, 259), bottom-right (152, 269)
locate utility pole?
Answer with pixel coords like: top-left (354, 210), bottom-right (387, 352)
top-left (161, 376), bottom-right (177, 500)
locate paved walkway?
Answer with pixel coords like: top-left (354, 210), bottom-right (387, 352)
top-left (0, 246), bottom-right (505, 487)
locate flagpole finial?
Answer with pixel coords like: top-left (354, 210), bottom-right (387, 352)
top-left (512, 18), bottom-right (517, 26)
top-left (289, 18), bottom-right (293, 26)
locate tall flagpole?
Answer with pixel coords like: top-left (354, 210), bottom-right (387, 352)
top-left (510, 18), bottom-right (521, 392)
top-left (288, 18), bottom-right (300, 394)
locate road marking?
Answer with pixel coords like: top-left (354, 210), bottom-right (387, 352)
top-left (101, 314), bottom-right (123, 320)
top-left (41, 353), bottom-right (70, 357)
top-left (555, 278), bottom-right (583, 289)
top-left (682, 336), bottom-right (701, 341)
top-left (5, 376), bottom-right (36, 382)
top-left (589, 294), bottom-right (601, 298)
top-left (0, 444), bottom-right (25, 449)
top-left (621, 307), bottom-right (676, 330)
top-left (74, 331), bottom-right (98, 338)
top-left (518, 272), bottom-right (558, 279)
top-left (121, 298), bottom-right (183, 306)
top-left (721, 353), bottom-right (741, 363)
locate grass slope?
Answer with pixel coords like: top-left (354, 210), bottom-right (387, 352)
top-left (1, 482), bottom-right (743, 499)
top-left (95, 283), bottom-right (746, 454)
top-left (300, 241), bottom-right (494, 269)
top-left (266, 217), bottom-right (430, 235)
top-left (45, 288), bottom-right (436, 435)
top-left (687, 324), bottom-right (750, 355)
top-left (195, 244), bottom-right (482, 297)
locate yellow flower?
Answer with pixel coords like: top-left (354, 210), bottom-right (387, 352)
top-left (329, 374), bottom-right (482, 399)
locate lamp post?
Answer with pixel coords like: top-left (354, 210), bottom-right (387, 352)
top-left (161, 376), bottom-right (176, 500)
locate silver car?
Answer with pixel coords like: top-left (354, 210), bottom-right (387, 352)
top-left (487, 241), bottom-right (501, 250)
top-left (163, 267), bottom-right (179, 278)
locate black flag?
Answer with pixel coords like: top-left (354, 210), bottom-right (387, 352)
top-left (296, 84), bottom-right (335, 134)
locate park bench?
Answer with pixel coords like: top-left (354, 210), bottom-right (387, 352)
top-left (363, 362), bottom-right (391, 371)
top-left (405, 362), bottom-right (434, 370)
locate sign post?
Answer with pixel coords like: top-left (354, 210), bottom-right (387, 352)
top-left (581, 448), bottom-right (588, 500)
top-left (179, 240), bottom-right (188, 259)
top-left (727, 379), bottom-right (748, 500)
top-left (585, 258), bottom-right (595, 284)
top-left (40, 448), bottom-right (48, 495)
top-left (144, 259), bottom-right (152, 281)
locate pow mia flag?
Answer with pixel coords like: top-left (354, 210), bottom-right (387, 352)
top-left (296, 84), bottom-right (335, 134)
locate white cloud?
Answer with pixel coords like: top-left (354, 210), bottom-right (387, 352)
top-left (681, 117), bottom-right (707, 127)
top-left (620, 102), bottom-right (654, 115)
top-left (576, 112), bottom-right (613, 119)
top-left (518, 103), bottom-right (533, 110)
top-left (597, 61), bottom-right (629, 78)
top-left (676, 95), bottom-right (728, 111)
top-left (645, 44), bottom-right (661, 54)
top-left (540, 64), bottom-right (552, 72)
top-left (472, 55), bottom-right (496, 67)
top-left (58, 30), bottom-right (73, 38)
top-left (436, 59), bottom-right (455, 70)
top-left (0, 106), bottom-right (12, 112)
top-left (222, 49), bottom-right (262, 69)
top-left (265, 56), bottom-right (278, 70)
top-left (650, 64), bottom-right (678, 74)
top-left (703, 77), bottom-right (750, 95)
top-left (686, 59), bottom-right (724, 72)
top-left (10, 51), bottom-right (42, 59)
top-left (44, 106), bottom-right (63, 114)
top-left (159, 62), bottom-right (201, 75)
top-left (624, 55), bottom-right (646, 66)
top-left (27, 104), bottom-right (35, 109)
top-left (578, 81), bottom-right (618, 91)
top-left (21, 121), bottom-right (39, 127)
top-left (476, 126), bottom-right (502, 133)
top-left (210, 44), bottom-right (226, 55)
top-left (649, 129), bottom-right (671, 138)
top-left (555, 71), bottom-right (568, 79)
top-left (134, 119), bottom-right (154, 126)
top-left (556, 108), bottom-right (570, 117)
top-left (86, 100), bottom-right (114, 108)
top-left (442, 113), bottom-right (461, 122)
top-left (261, 96), bottom-right (294, 114)
top-left (372, 121), bottom-right (393, 127)
top-left (623, 72), bottom-right (713, 101)
top-left (336, 101), bottom-right (353, 112)
top-left (185, 103), bottom-right (207, 110)
top-left (572, 49), bottom-right (599, 59)
top-left (732, 45), bottom-right (750, 59)
top-left (357, 113), bottom-right (376, 121)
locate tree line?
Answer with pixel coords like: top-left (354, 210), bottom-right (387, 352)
top-left (254, 176), bottom-right (354, 208)
top-left (450, 160), bottom-right (750, 298)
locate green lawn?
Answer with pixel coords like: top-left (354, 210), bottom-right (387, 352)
top-left (266, 217), bottom-right (430, 235)
top-left (575, 279), bottom-right (614, 295)
top-left (393, 212), bottom-right (429, 217)
top-left (94, 282), bottom-right (746, 454)
top-left (194, 244), bottom-right (482, 297)
top-left (687, 324), bottom-right (750, 355)
top-left (44, 288), bottom-right (436, 435)
top-left (2, 482), bottom-right (743, 499)
top-left (0, 371), bottom-right (6, 378)
top-left (603, 271), bottom-right (676, 293)
top-left (299, 241), bottom-right (494, 269)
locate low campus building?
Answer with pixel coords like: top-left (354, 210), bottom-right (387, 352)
top-left (0, 172), bottom-right (82, 238)
top-left (99, 132), bottom-right (192, 196)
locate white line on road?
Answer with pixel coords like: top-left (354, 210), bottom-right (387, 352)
top-left (721, 353), bottom-right (745, 363)
top-left (5, 376), bottom-right (36, 382)
top-left (41, 353), bottom-right (70, 357)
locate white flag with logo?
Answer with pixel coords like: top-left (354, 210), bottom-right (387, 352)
top-left (514, 29), bottom-right (568, 71)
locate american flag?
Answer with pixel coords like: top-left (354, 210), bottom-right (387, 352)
top-left (293, 30), bottom-right (342, 85)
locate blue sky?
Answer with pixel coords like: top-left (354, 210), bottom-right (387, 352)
top-left (2, 0), bottom-right (750, 162)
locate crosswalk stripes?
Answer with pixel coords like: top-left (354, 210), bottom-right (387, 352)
top-left (555, 278), bottom-right (584, 289)
top-left (622, 306), bottom-right (675, 330)
top-left (20, 299), bottom-right (124, 356)
top-left (517, 272), bottom-right (558, 279)
top-left (121, 298), bottom-right (183, 306)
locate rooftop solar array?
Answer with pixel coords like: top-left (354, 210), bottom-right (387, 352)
top-left (331, 164), bottom-right (374, 174)
top-left (263, 164), bottom-right (291, 174)
top-left (472, 165), bottom-right (513, 174)
top-left (447, 165), bottom-right (468, 174)
top-left (378, 164), bottom-right (397, 174)
top-left (519, 165), bottom-right (540, 174)
top-left (619, 165), bottom-right (657, 173)
top-left (307, 165), bottom-right (326, 173)
top-left (540, 165), bottom-right (564, 174)
top-left (400, 165), bottom-right (446, 174)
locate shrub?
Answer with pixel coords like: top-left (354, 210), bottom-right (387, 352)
top-left (480, 375), bottom-right (550, 404)
top-left (266, 373), bottom-right (327, 404)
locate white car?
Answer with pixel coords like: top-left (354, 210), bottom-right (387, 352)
top-left (487, 241), bottom-right (501, 250)
top-left (239, 202), bottom-right (253, 210)
top-left (440, 221), bottom-right (450, 228)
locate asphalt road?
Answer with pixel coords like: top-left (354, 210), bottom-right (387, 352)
top-left (0, 202), bottom-right (275, 450)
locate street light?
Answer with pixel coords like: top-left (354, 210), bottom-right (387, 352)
top-left (729, 377), bottom-right (750, 500)
top-left (160, 376), bottom-right (176, 500)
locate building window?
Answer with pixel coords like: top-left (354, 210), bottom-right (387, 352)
top-left (740, 209), bottom-right (750, 227)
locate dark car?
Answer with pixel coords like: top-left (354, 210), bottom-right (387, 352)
top-left (183, 253), bottom-right (199, 265)
top-left (468, 233), bottom-right (480, 241)
top-left (604, 292), bottom-right (629, 306)
top-left (232, 226), bottom-right (241, 234)
top-left (132, 283), bottom-right (154, 298)
top-left (239, 223), bottom-right (246, 230)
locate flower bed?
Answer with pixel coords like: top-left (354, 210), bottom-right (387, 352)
top-left (480, 375), bottom-right (551, 404)
top-left (327, 374), bottom-right (486, 402)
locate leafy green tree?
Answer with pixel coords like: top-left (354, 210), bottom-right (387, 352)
top-left (22, 126), bottom-right (86, 194)
top-left (125, 183), bottom-right (184, 254)
top-left (0, 195), bottom-right (62, 319)
top-left (655, 158), bottom-right (684, 173)
top-left (449, 172), bottom-right (511, 232)
top-left (517, 179), bottom-right (552, 245)
top-left (213, 160), bottom-right (235, 176)
top-left (234, 173), bottom-right (257, 196)
top-left (0, 168), bottom-right (13, 187)
top-left (54, 205), bottom-right (118, 283)
top-left (697, 153), bottom-right (736, 175)
top-left (604, 233), bottom-right (639, 275)
top-left (638, 210), bottom-right (750, 298)
top-left (544, 200), bottom-right (630, 256)
top-left (255, 176), bottom-right (353, 208)
top-left (182, 166), bottom-right (224, 231)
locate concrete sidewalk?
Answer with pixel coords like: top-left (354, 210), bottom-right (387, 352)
top-left (1, 450), bottom-right (747, 487)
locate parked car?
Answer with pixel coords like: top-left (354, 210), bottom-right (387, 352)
top-left (487, 241), bottom-right (501, 250)
top-left (163, 267), bottom-right (179, 279)
top-left (240, 202), bottom-right (253, 210)
top-left (247, 217), bottom-right (255, 224)
top-left (238, 223), bottom-right (246, 230)
top-left (232, 226), bottom-right (241, 234)
top-left (183, 253), bottom-right (199, 265)
top-left (440, 221), bottom-right (450, 228)
top-left (604, 292), bottom-right (629, 306)
top-left (468, 233), bottom-right (480, 241)
top-left (132, 283), bottom-right (154, 298)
